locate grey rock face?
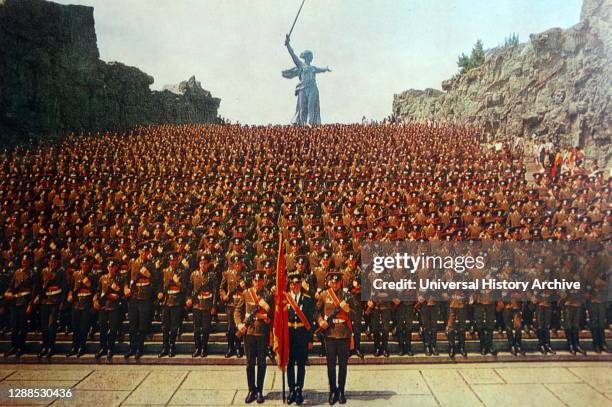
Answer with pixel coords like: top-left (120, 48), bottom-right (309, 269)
top-left (392, 0), bottom-right (611, 167)
top-left (0, 0), bottom-right (220, 145)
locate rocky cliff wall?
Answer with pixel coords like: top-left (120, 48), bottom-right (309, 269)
top-left (0, 0), bottom-right (220, 144)
top-left (393, 0), bottom-right (611, 167)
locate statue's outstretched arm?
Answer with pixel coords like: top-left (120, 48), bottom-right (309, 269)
top-left (285, 35), bottom-right (303, 68)
top-left (314, 66), bottom-right (331, 73)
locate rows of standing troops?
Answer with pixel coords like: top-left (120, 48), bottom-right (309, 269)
top-left (0, 124), bottom-right (609, 364)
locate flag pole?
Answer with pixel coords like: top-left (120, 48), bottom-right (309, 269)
top-left (282, 367), bottom-right (286, 404)
top-left (288, 0), bottom-right (306, 38)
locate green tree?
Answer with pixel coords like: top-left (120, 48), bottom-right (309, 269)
top-left (457, 39), bottom-right (486, 74)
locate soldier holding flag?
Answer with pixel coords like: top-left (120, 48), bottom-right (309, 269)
top-left (284, 271), bottom-right (315, 405)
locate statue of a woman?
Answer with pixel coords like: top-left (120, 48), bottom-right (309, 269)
top-left (282, 34), bottom-right (331, 125)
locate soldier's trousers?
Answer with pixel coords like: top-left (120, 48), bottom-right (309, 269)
top-left (395, 303), bottom-right (415, 349)
top-left (99, 308), bottom-right (120, 352)
top-left (448, 307), bottom-right (467, 349)
top-left (287, 327), bottom-right (309, 389)
top-left (325, 337), bottom-right (350, 392)
top-left (71, 308), bottom-right (91, 351)
top-left (128, 300), bottom-right (152, 352)
top-left (536, 305), bottom-right (552, 347)
top-left (226, 306), bottom-right (240, 350)
top-left (351, 305), bottom-right (363, 351)
top-left (588, 302), bottom-right (609, 349)
top-left (193, 309), bottom-right (212, 350)
top-left (474, 303), bottom-right (495, 348)
top-left (371, 308), bottom-right (391, 351)
top-left (564, 306), bottom-right (582, 330)
top-left (244, 334), bottom-right (268, 392)
top-left (161, 306), bottom-right (183, 348)
top-left (40, 303), bottom-right (59, 350)
top-left (9, 304), bottom-right (28, 349)
top-left (420, 304), bottom-right (440, 348)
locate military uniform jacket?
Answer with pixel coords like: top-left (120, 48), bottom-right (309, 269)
top-left (40, 266), bottom-right (66, 305)
top-left (161, 266), bottom-right (186, 307)
top-left (316, 288), bottom-right (355, 339)
top-left (234, 287), bottom-right (274, 336)
top-left (96, 274), bottom-right (123, 311)
top-left (71, 270), bottom-right (94, 310)
top-left (189, 269), bottom-right (217, 310)
top-left (7, 268), bottom-right (35, 306)
top-left (220, 269), bottom-right (244, 308)
top-left (287, 290), bottom-right (315, 342)
top-left (129, 259), bottom-right (154, 302)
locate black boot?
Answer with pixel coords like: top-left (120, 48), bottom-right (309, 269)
top-left (201, 333), bottom-right (209, 357)
top-left (448, 330), bottom-right (456, 358)
top-left (599, 327), bottom-right (611, 353)
top-left (328, 388), bottom-right (338, 405)
top-left (193, 332), bottom-right (202, 357)
top-left (566, 329), bottom-right (576, 355)
top-left (544, 329), bottom-right (555, 355)
top-left (77, 346), bottom-right (87, 358)
top-left (4, 346), bottom-right (17, 358)
top-left (537, 329), bottom-right (547, 354)
top-left (169, 330), bottom-right (177, 358)
top-left (373, 333), bottom-right (382, 357)
top-left (514, 330), bottom-right (525, 356)
top-left (245, 365), bottom-right (256, 403)
top-left (479, 330), bottom-right (487, 355)
top-left (338, 389), bottom-right (347, 404)
top-left (225, 340), bottom-right (236, 358)
top-left (572, 328), bottom-right (586, 356)
top-left (66, 346), bottom-right (78, 357)
top-left (507, 329), bottom-right (516, 355)
top-left (458, 330), bottom-right (467, 357)
top-left (38, 346), bottom-right (48, 359)
top-left (158, 346), bottom-right (169, 358)
top-left (591, 328), bottom-right (601, 353)
top-left (256, 364), bottom-right (266, 403)
top-left (422, 330), bottom-right (431, 356)
top-left (287, 387), bottom-right (296, 404)
top-left (430, 330), bottom-right (439, 355)
top-left (135, 335), bottom-right (145, 359)
top-left (236, 338), bottom-right (244, 358)
top-left (95, 348), bottom-right (108, 359)
top-left (296, 387), bottom-right (304, 405)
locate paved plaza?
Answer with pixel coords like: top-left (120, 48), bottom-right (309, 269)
top-left (0, 362), bottom-right (609, 406)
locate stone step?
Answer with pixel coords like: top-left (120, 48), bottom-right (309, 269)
top-left (1, 352), bottom-right (611, 366)
top-left (7, 328), bottom-right (611, 343)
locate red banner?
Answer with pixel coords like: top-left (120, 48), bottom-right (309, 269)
top-left (273, 234), bottom-right (289, 370)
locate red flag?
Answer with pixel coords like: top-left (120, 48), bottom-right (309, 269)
top-left (273, 234), bottom-right (289, 370)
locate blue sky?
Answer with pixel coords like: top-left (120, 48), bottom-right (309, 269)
top-left (55, 0), bottom-right (583, 124)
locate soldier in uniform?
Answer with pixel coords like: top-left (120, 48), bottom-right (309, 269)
top-left (67, 256), bottom-right (95, 357)
top-left (158, 252), bottom-right (186, 357)
top-left (235, 270), bottom-right (274, 404)
top-left (4, 254), bottom-right (35, 358)
top-left (94, 260), bottom-right (124, 360)
top-left (220, 255), bottom-right (248, 358)
top-left (340, 255), bottom-right (364, 358)
top-left (316, 271), bottom-right (354, 405)
top-left (418, 287), bottom-right (440, 356)
top-left (285, 270), bottom-right (315, 405)
top-left (587, 270), bottom-right (611, 353)
top-left (124, 244), bottom-right (155, 359)
top-left (447, 286), bottom-right (468, 358)
top-left (36, 253), bottom-right (66, 358)
top-left (366, 298), bottom-right (391, 357)
top-left (187, 255), bottom-right (218, 357)
top-left (472, 274), bottom-right (497, 355)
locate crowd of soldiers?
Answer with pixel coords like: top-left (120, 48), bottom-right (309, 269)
top-left (0, 123), bottom-right (609, 371)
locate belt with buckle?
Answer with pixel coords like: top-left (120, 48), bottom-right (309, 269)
top-left (15, 291), bottom-right (31, 297)
top-left (197, 293), bottom-right (212, 300)
top-left (332, 319), bottom-right (346, 324)
top-left (46, 288), bottom-right (62, 296)
top-left (288, 322), bottom-right (305, 328)
top-left (136, 282), bottom-right (150, 287)
top-left (167, 289), bottom-right (180, 295)
top-left (77, 292), bottom-right (92, 297)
